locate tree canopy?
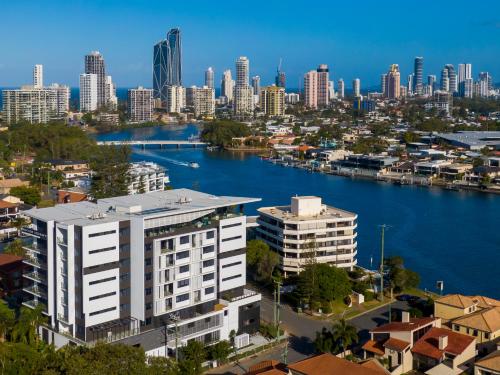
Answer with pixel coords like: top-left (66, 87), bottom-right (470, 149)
top-left (246, 239), bottom-right (280, 282)
top-left (200, 120), bottom-right (251, 147)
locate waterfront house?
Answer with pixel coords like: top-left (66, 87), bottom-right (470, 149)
top-left (451, 307), bottom-right (500, 350)
top-left (435, 294), bottom-right (483, 322)
top-left (414, 160), bottom-right (452, 176)
top-left (362, 312), bottom-right (440, 374)
top-left (440, 163), bottom-right (473, 180)
top-left (333, 155), bottom-right (399, 175)
top-left (465, 166), bottom-right (500, 185)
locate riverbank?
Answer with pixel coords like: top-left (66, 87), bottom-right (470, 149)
top-left (86, 120), bottom-right (201, 135)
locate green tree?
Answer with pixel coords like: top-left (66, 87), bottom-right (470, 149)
top-left (11, 217), bottom-right (29, 237)
top-left (147, 356), bottom-right (180, 375)
top-left (12, 304), bottom-right (47, 345)
top-left (200, 120), bottom-right (251, 147)
top-left (246, 239), bottom-right (279, 282)
top-left (314, 327), bottom-right (335, 353)
top-left (331, 319), bottom-right (358, 357)
top-left (298, 263), bottom-right (351, 306)
top-left (180, 340), bottom-right (205, 375)
top-left (0, 302), bottom-right (15, 342)
top-left (4, 239), bottom-right (26, 257)
top-left (9, 186), bottom-right (41, 206)
top-left (385, 256), bottom-right (421, 293)
top-left (207, 340), bottom-right (232, 365)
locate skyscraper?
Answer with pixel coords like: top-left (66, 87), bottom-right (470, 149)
top-left (233, 57), bottom-right (253, 117)
top-left (105, 76), bottom-right (117, 110)
top-left (440, 68), bottom-right (449, 92)
top-left (458, 63), bottom-right (472, 97)
top-left (275, 59), bottom-right (286, 88)
top-left (128, 87), bottom-right (153, 123)
top-left (337, 79), bottom-right (345, 98)
top-left (479, 72), bottom-right (492, 91)
top-left (235, 56), bottom-right (249, 86)
top-left (252, 76), bottom-right (261, 96)
top-left (84, 51), bottom-right (106, 107)
top-left (260, 86), bottom-right (285, 117)
top-left (316, 64), bottom-right (329, 107)
top-left (153, 28), bottom-right (182, 103)
top-left (220, 70), bottom-right (234, 102)
top-left (413, 57), bottom-right (424, 95)
top-left (444, 64), bottom-right (457, 93)
top-left (407, 74), bottom-right (414, 96)
top-left (352, 78), bottom-right (360, 97)
top-left (304, 71), bottom-right (318, 109)
top-left (380, 74), bottom-right (387, 96)
top-left (385, 64), bottom-right (401, 99)
top-left (205, 67), bottom-right (214, 89)
top-left (79, 73), bottom-right (98, 112)
top-left (33, 64), bottom-right (43, 89)
top-left (193, 86), bottom-right (215, 117)
top-left (428, 75), bottom-right (437, 92)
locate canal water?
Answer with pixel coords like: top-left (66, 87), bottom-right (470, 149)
top-left (96, 124), bottom-right (500, 298)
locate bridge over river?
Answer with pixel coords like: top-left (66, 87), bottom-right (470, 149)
top-left (96, 140), bottom-right (208, 148)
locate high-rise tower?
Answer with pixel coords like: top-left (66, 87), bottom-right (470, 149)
top-left (153, 28), bottom-right (182, 104)
top-left (414, 57), bottom-right (424, 95)
top-left (316, 64), bottom-right (329, 107)
top-left (205, 67), bottom-right (214, 89)
top-left (84, 51), bottom-right (106, 107)
top-left (33, 64), bottom-right (43, 89)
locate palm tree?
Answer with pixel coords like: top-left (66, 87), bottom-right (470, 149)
top-left (12, 304), bottom-right (46, 344)
top-left (331, 318), bottom-right (358, 357)
top-left (0, 302), bottom-right (15, 342)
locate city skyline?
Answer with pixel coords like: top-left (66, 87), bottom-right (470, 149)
top-left (2, 0), bottom-right (500, 88)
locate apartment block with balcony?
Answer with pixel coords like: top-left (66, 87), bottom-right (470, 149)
top-left (128, 162), bottom-right (169, 195)
top-left (256, 196), bottom-right (357, 276)
top-left (21, 189), bottom-right (261, 357)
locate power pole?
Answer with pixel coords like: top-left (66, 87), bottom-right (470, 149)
top-left (275, 279), bottom-right (281, 343)
top-left (380, 224), bottom-right (386, 302)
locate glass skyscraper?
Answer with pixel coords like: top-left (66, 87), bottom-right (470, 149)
top-left (413, 56), bottom-right (423, 95)
top-left (153, 28), bottom-right (182, 103)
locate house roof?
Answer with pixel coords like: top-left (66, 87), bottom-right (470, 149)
top-left (475, 350), bottom-right (500, 372)
top-left (0, 254), bottom-right (23, 267)
top-left (471, 295), bottom-right (500, 309)
top-left (0, 200), bottom-right (17, 208)
top-left (0, 179), bottom-right (29, 188)
top-left (246, 360), bottom-right (287, 375)
top-left (411, 327), bottom-right (475, 361)
top-left (287, 353), bottom-right (386, 375)
top-left (359, 359), bottom-right (391, 374)
top-left (435, 294), bottom-right (476, 309)
top-left (371, 317), bottom-right (437, 333)
top-left (453, 307), bottom-right (500, 333)
top-left (384, 337), bottom-right (410, 352)
top-left (362, 339), bottom-right (386, 356)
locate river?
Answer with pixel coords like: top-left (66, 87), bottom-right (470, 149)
top-left (96, 124), bottom-right (500, 298)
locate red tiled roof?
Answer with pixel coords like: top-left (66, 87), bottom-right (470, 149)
top-left (384, 337), bottom-right (410, 352)
top-left (287, 353), bottom-right (386, 375)
top-left (0, 253), bottom-right (23, 267)
top-left (0, 200), bottom-right (17, 208)
top-left (362, 339), bottom-right (386, 356)
top-left (371, 317), bottom-right (437, 333)
top-left (411, 327), bottom-right (475, 360)
top-left (247, 360), bottom-right (287, 375)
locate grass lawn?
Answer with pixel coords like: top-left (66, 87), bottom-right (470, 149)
top-left (402, 287), bottom-right (440, 300)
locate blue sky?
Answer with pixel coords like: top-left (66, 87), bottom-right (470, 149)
top-left (1, 0), bottom-right (499, 88)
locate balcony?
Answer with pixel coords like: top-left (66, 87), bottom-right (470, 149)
top-left (25, 284), bottom-right (47, 298)
top-left (23, 255), bottom-right (45, 269)
top-left (24, 271), bottom-right (46, 283)
top-left (22, 299), bottom-right (46, 311)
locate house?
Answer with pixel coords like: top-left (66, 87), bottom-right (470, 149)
top-left (415, 160), bottom-right (452, 176)
top-left (434, 294), bottom-right (500, 322)
top-left (452, 307), bottom-right (500, 350)
top-left (57, 188), bottom-right (88, 204)
top-left (440, 163), bottom-right (473, 180)
top-left (0, 199), bottom-right (20, 222)
top-left (475, 347), bottom-right (500, 375)
top-left (47, 159), bottom-right (90, 171)
top-left (287, 353), bottom-right (388, 375)
top-left (0, 178), bottom-right (29, 194)
top-left (334, 155), bottom-right (399, 173)
top-left (465, 166), bottom-right (500, 184)
top-left (246, 360), bottom-right (288, 375)
top-left (362, 313), bottom-right (440, 374)
top-left (390, 161), bottom-right (415, 174)
top-left (0, 254), bottom-right (25, 298)
top-left (411, 327), bottom-right (476, 374)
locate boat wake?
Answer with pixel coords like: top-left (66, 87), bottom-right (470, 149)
top-left (136, 150), bottom-right (194, 168)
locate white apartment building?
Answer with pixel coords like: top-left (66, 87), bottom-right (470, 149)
top-left (105, 75), bottom-right (118, 110)
top-left (128, 162), bottom-right (169, 195)
top-left (128, 87), bottom-right (153, 123)
top-left (33, 64), bottom-right (43, 89)
top-left (166, 85), bottom-right (185, 114)
top-left (79, 74), bottom-right (98, 112)
top-left (47, 84), bottom-right (70, 116)
top-left (21, 189), bottom-right (261, 357)
top-left (193, 86), bottom-right (215, 118)
top-left (2, 86), bottom-right (57, 124)
top-left (256, 196), bottom-right (358, 276)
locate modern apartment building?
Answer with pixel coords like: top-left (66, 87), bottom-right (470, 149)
top-left (304, 71), bottom-right (318, 109)
top-left (220, 70), bottom-right (235, 102)
top-left (414, 57), bottom-right (424, 95)
top-left (79, 74), bottom-right (98, 112)
top-left (260, 85), bottom-right (285, 117)
top-left (256, 196), bottom-right (358, 276)
top-left (337, 79), bottom-right (345, 98)
top-left (128, 162), bottom-right (169, 195)
top-left (353, 78), bottom-right (361, 97)
top-left (166, 85), bottom-right (185, 114)
top-left (84, 51), bottom-right (107, 107)
top-left (193, 86), bottom-right (215, 118)
top-left (205, 67), bottom-right (214, 90)
top-left (233, 57), bottom-right (254, 117)
top-left (21, 189), bottom-right (261, 357)
top-left (385, 64), bottom-right (401, 99)
top-left (47, 84), bottom-right (70, 116)
top-left (2, 87), bottom-right (57, 124)
top-left (316, 64), bottom-right (329, 107)
top-left (128, 87), bottom-right (153, 123)
top-left (33, 64), bottom-right (43, 89)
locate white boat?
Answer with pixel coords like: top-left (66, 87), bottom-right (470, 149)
top-left (189, 162), bottom-right (200, 168)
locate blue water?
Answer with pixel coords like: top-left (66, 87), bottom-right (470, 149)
top-left (96, 124), bottom-right (500, 298)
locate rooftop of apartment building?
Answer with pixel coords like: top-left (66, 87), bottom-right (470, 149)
top-left (258, 196), bottom-right (356, 222)
top-left (129, 161), bottom-right (166, 176)
top-left (24, 188), bottom-right (260, 226)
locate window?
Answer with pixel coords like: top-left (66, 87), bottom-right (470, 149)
top-left (222, 222), bottom-right (242, 229)
top-left (89, 291), bottom-right (116, 301)
top-left (203, 245), bottom-right (214, 254)
top-left (176, 293), bottom-right (189, 303)
top-left (145, 272), bottom-right (152, 281)
top-left (89, 276), bottom-right (116, 285)
top-left (119, 227), bottom-right (130, 236)
top-left (89, 246), bottom-right (116, 255)
top-left (206, 231), bottom-right (215, 239)
top-left (180, 235), bottom-right (189, 244)
top-left (120, 273), bottom-right (129, 281)
top-left (145, 288), bottom-right (152, 295)
top-left (485, 332), bottom-right (490, 339)
top-left (222, 236), bottom-right (242, 242)
top-left (177, 279), bottom-right (189, 288)
top-left (89, 230), bottom-right (116, 238)
top-left (222, 274), bottom-right (241, 282)
top-left (145, 258), bottom-right (152, 266)
top-left (205, 287), bottom-right (214, 295)
top-left (119, 244), bottom-right (130, 253)
top-left (203, 273), bottom-right (214, 282)
top-left (89, 306), bottom-right (116, 316)
top-left (145, 303), bottom-right (152, 310)
top-left (203, 259), bottom-right (215, 268)
top-left (179, 265), bottom-right (189, 273)
top-left (119, 258), bottom-right (130, 267)
top-left (176, 251), bottom-right (190, 260)
top-left (222, 261), bottom-right (242, 269)
top-left (473, 330), bottom-right (478, 337)
top-left (144, 243), bottom-right (153, 252)
top-left (120, 288), bottom-right (130, 297)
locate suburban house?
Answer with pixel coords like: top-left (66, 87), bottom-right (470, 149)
top-left (411, 327), bottom-right (476, 374)
top-left (435, 294), bottom-right (484, 322)
top-left (474, 346), bottom-right (500, 375)
top-left (0, 178), bottom-right (29, 194)
top-left (0, 254), bottom-right (25, 298)
top-left (362, 312), bottom-right (440, 374)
